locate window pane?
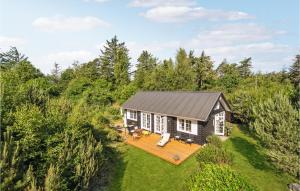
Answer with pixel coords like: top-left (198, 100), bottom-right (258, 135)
top-left (179, 119), bottom-right (184, 130)
top-left (186, 120), bottom-right (191, 132)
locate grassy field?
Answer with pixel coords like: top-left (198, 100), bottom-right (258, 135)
top-left (108, 125), bottom-right (295, 191)
top-left (224, 125), bottom-right (295, 191)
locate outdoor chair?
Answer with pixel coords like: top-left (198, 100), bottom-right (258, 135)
top-left (127, 125), bottom-right (135, 135)
top-left (132, 133), bottom-right (141, 140)
top-left (157, 133), bottom-right (170, 147)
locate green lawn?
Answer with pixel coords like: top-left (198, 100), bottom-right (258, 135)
top-left (224, 125), bottom-right (295, 191)
top-left (108, 125), bottom-right (295, 191)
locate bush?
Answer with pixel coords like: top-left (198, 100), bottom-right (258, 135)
top-left (250, 93), bottom-right (299, 176)
top-left (196, 145), bottom-right (233, 165)
top-left (206, 135), bottom-right (222, 148)
top-left (185, 164), bottom-right (256, 191)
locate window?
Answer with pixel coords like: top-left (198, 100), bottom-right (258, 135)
top-left (128, 110), bottom-right (137, 120)
top-left (214, 111), bottom-right (225, 135)
top-left (179, 119), bottom-right (185, 130)
top-left (155, 116), bottom-right (160, 132)
top-left (214, 102), bottom-right (220, 110)
top-left (141, 112), bottom-right (151, 130)
top-left (155, 115), bottom-right (166, 133)
top-left (185, 120), bottom-right (191, 132)
top-left (178, 118), bottom-right (196, 135)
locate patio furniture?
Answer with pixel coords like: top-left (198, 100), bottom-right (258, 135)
top-left (127, 125), bottom-right (135, 135)
top-left (174, 134), bottom-right (181, 141)
top-left (132, 133), bottom-right (141, 140)
top-left (157, 133), bottom-right (170, 147)
top-left (185, 138), bottom-right (194, 145)
top-left (114, 125), bottom-right (123, 133)
top-left (135, 128), bottom-right (143, 135)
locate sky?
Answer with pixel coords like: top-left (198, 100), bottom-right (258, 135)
top-left (0, 0), bottom-right (299, 74)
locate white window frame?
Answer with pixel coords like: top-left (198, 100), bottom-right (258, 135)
top-left (127, 110), bottom-right (137, 121)
top-left (141, 112), bottom-right (151, 131)
top-left (177, 118), bottom-right (197, 135)
top-left (154, 115), bottom-right (167, 134)
top-left (214, 111), bottom-right (225, 135)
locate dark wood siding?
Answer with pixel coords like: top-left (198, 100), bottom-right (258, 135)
top-left (137, 111), bottom-right (141, 127)
top-left (200, 101), bottom-right (227, 143)
top-left (151, 113), bottom-right (154, 132)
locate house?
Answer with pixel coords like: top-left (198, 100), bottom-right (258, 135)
top-left (121, 91), bottom-right (231, 145)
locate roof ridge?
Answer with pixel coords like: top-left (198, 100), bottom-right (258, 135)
top-left (138, 90), bottom-right (222, 94)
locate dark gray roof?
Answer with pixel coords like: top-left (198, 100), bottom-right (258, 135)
top-left (122, 91), bottom-right (230, 121)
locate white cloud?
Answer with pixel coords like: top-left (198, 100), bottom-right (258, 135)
top-left (142, 6), bottom-right (253, 23)
top-left (32, 50), bottom-right (96, 74)
top-left (32, 16), bottom-right (110, 32)
top-left (129, 0), bottom-right (196, 7)
top-left (187, 23), bottom-right (282, 48)
top-left (83, 0), bottom-right (110, 3)
top-left (0, 36), bottom-right (26, 48)
top-left (125, 23), bottom-right (295, 72)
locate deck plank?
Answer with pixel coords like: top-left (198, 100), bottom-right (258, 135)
top-left (123, 133), bottom-right (201, 165)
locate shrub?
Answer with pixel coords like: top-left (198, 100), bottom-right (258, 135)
top-left (250, 93), bottom-right (299, 176)
top-left (206, 135), bottom-right (222, 148)
top-left (185, 164), bottom-right (256, 191)
top-left (196, 145), bottom-right (233, 165)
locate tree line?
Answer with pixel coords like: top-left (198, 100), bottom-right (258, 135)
top-left (0, 36), bottom-right (299, 190)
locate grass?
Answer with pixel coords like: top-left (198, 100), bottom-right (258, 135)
top-left (107, 125), bottom-right (295, 191)
top-left (108, 145), bottom-right (198, 191)
top-left (224, 125), bottom-right (295, 191)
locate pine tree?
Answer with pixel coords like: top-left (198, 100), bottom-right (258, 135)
top-left (0, 47), bottom-right (28, 69)
top-left (45, 164), bottom-right (62, 191)
top-left (74, 131), bottom-right (104, 190)
top-left (251, 94), bottom-right (299, 176)
top-left (0, 130), bottom-right (23, 190)
top-left (51, 62), bottom-right (60, 83)
top-left (114, 47), bottom-right (130, 86)
top-left (193, 51), bottom-right (215, 90)
top-left (134, 51), bottom-right (157, 88)
top-left (238, 57), bottom-right (252, 77)
top-left (289, 55), bottom-right (300, 87)
top-left (173, 48), bottom-right (195, 90)
top-left (99, 36), bottom-right (130, 86)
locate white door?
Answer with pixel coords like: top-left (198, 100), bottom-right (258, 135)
top-left (214, 111), bottom-right (225, 135)
top-left (154, 115), bottom-right (167, 134)
top-left (141, 112), bottom-right (151, 130)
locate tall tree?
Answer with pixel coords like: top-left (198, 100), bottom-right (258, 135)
top-left (114, 47), bottom-right (130, 86)
top-left (173, 48), bottom-right (195, 90)
top-left (193, 51), bottom-right (215, 90)
top-left (216, 61), bottom-right (240, 92)
top-left (99, 36), bottom-right (130, 86)
top-left (134, 51), bottom-right (157, 88)
top-left (50, 62), bottom-right (60, 83)
top-left (0, 47), bottom-right (28, 69)
top-left (238, 57), bottom-right (252, 77)
top-left (289, 55), bottom-right (300, 87)
top-left (144, 59), bottom-right (174, 90)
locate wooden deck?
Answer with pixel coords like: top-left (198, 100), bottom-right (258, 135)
top-left (123, 133), bottom-right (201, 165)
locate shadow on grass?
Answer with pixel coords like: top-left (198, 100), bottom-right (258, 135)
top-left (105, 146), bottom-right (128, 191)
top-left (230, 136), bottom-right (273, 171)
top-left (90, 145), bottom-right (128, 191)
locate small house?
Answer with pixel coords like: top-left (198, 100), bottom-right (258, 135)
top-left (121, 91), bottom-right (231, 145)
